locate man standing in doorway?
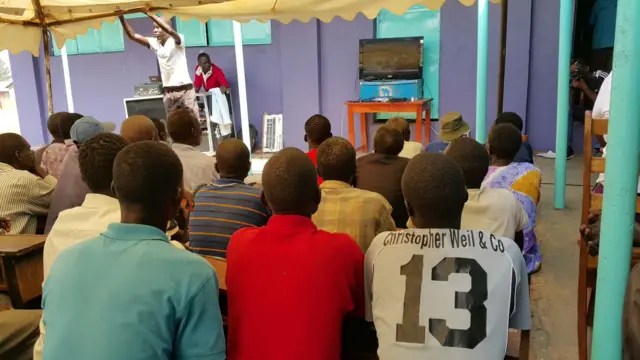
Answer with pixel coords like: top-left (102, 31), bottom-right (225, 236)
top-left (119, 13), bottom-right (199, 119)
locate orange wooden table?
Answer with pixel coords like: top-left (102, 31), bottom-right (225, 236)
top-left (345, 99), bottom-right (433, 152)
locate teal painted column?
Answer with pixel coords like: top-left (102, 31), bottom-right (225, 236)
top-left (553, 0), bottom-right (573, 209)
top-left (475, 0), bottom-right (489, 143)
top-left (592, 0), bottom-right (640, 357)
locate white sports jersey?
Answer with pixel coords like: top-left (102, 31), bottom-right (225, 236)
top-left (365, 228), bottom-right (530, 360)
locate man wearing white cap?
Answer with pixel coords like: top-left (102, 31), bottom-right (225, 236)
top-left (43, 116), bottom-right (116, 233)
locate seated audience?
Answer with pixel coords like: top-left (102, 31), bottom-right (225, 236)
top-left (34, 112), bottom-right (66, 169)
top-left (312, 137), bottom-right (395, 252)
top-left (495, 112), bottom-right (534, 164)
top-left (150, 117), bottom-right (169, 143)
top-left (444, 137), bottom-right (528, 246)
top-left (483, 123), bottom-right (542, 273)
top-left (356, 125), bottom-right (410, 228)
top-left (365, 152), bottom-right (530, 359)
top-left (0, 309), bottom-right (41, 360)
top-left (168, 109), bottom-right (219, 191)
top-left (44, 116), bottom-right (116, 233)
top-left (189, 139), bottom-right (270, 257)
top-left (36, 133), bottom-right (128, 360)
top-left (40, 112), bottom-right (83, 178)
top-left (120, 115), bottom-right (158, 143)
top-left (304, 114), bottom-right (333, 184)
top-left (227, 148), bottom-right (364, 360)
top-left (386, 116), bottom-right (423, 158)
top-left (0, 133), bottom-right (56, 234)
top-left (41, 141), bottom-right (225, 360)
top-left (425, 111), bottom-right (470, 153)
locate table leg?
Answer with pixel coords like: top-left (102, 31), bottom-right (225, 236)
top-left (347, 107), bottom-right (355, 148)
top-left (360, 113), bottom-right (368, 153)
top-left (425, 106), bottom-right (431, 144)
top-left (416, 106), bottom-right (423, 145)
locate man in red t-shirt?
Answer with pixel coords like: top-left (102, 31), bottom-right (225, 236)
top-left (304, 114), bottom-right (332, 185)
top-left (194, 52), bottom-right (230, 92)
top-left (227, 148), bottom-right (364, 360)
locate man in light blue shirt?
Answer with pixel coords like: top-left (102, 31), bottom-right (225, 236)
top-left (41, 141), bottom-right (225, 360)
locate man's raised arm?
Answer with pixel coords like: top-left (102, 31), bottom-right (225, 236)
top-left (147, 13), bottom-right (182, 45)
top-left (118, 16), bottom-right (150, 48)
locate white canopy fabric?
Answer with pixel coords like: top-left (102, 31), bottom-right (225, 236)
top-left (0, 0), bottom-right (500, 55)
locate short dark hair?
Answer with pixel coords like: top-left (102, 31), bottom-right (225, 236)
top-left (386, 116), bottom-right (410, 140)
top-left (488, 123), bottom-right (523, 162)
top-left (78, 133), bottom-right (129, 193)
top-left (58, 113), bottom-right (84, 139)
top-left (495, 112), bottom-right (524, 132)
top-left (316, 137), bottom-right (356, 183)
top-left (167, 109), bottom-right (199, 144)
top-left (150, 118), bottom-right (168, 141)
top-left (262, 148), bottom-right (319, 215)
top-left (113, 141), bottom-right (183, 208)
top-left (216, 139), bottom-right (251, 179)
top-left (444, 137), bottom-right (490, 189)
top-left (374, 125), bottom-right (404, 155)
top-left (198, 52), bottom-right (211, 62)
top-left (304, 114), bottom-right (332, 145)
top-left (0, 133), bottom-right (28, 165)
top-left (47, 112), bottom-right (69, 139)
top-left (402, 152), bottom-right (467, 224)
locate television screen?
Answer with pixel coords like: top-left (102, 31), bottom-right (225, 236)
top-left (359, 37), bottom-right (423, 80)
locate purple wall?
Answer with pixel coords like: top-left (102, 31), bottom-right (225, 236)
top-left (9, 1), bottom-right (563, 151)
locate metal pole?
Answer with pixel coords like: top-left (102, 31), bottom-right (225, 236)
top-left (60, 45), bottom-right (74, 112)
top-left (496, 0), bottom-right (508, 116)
top-left (553, 0), bottom-right (573, 209)
top-left (475, 0), bottom-right (489, 143)
top-left (591, 0), bottom-right (640, 357)
top-left (232, 21), bottom-right (251, 153)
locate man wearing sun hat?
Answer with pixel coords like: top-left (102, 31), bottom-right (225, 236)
top-left (43, 116), bottom-right (117, 233)
top-left (425, 111), bottom-right (470, 153)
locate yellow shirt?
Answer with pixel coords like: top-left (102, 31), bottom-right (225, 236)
top-left (312, 180), bottom-right (396, 252)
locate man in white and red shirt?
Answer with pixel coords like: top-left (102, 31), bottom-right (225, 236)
top-left (194, 52), bottom-right (230, 93)
top-left (365, 152), bottom-right (530, 360)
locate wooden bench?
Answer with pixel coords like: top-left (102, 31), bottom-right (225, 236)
top-left (0, 234), bottom-right (45, 309)
top-left (577, 112), bottom-right (640, 360)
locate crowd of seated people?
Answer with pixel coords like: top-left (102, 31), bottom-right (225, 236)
top-left (0, 109), bottom-right (543, 360)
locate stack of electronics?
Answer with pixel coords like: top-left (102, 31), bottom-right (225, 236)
top-left (358, 37), bottom-right (424, 103)
top-left (133, 76), bottom-right (163, 97)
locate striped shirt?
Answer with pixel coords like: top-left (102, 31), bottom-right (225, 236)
top-left (189, 179), bottom-right (270, 257)
top-left (0, 163), bottom-right (57, 234)
top-left (312, 180), bottom-right (396, 252)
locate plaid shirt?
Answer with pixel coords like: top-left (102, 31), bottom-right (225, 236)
top-left (40, 140), bottom-right (76, 179)
top-left (0, 163), bottom-right (57, 234)
top-left (312, 180), bottom-right (396, 252)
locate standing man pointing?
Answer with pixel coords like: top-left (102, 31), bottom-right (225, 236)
top-left (119, 13), bottom-right (199, 119)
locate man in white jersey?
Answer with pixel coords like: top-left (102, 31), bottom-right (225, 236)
top-left (119, 13), bottom-right (199, 119)
top-left (365, 153), bottom-right (530, 359)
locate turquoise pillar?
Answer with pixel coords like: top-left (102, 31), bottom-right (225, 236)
top-left (553, 0), bottom-right (572, 209)
top-left (592, 0), bottom-right (640, 358)
top-left (475, 0), bottom-right (489, 143)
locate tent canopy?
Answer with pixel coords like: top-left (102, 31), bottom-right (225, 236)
top-left (0, 0), bottom-right (500, 55)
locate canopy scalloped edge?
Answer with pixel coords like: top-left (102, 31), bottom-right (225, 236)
top-left (0, 0), bottom-right (502, 56)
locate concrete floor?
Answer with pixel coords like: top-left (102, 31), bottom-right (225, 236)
top-left (527, 155), bottom-right (586, 359)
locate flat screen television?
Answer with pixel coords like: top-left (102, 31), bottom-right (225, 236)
top-left (359, 37), bottom-right (423, 81)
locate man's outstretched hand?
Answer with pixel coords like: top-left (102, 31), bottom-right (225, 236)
top-left (580, 209), bottom-right (640, 256)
